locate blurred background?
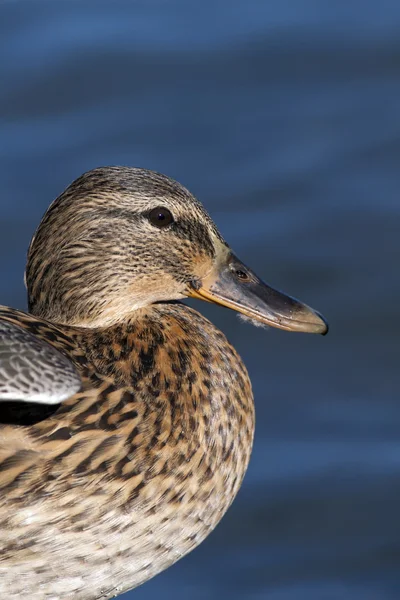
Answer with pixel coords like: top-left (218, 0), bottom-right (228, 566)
top-left (1, 1), bottom-right (399, 598)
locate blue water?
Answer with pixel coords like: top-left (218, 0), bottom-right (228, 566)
top-left (1, 1), bottom-right (400, 598)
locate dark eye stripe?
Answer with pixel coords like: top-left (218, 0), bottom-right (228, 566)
top-left (148, 207), bottom-right (174, 228)
top-left (175, 218), bottom-right (215, 258)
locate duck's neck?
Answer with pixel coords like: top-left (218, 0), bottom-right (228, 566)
top-left (69, 302), bottom-right (255, 495)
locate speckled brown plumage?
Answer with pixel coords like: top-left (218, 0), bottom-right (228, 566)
top-left (0, 303), bottom-right (253, 600)
top-left (0, 166), bottom-right (327, 600)
top-left (0, 168), bottom-right (256, 600)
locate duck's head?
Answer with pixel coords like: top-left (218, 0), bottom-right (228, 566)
top-left (26, 166), bottom-right (328, 334)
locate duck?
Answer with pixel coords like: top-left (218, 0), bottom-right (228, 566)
top-left (0, 167), bottom-right (328, 600)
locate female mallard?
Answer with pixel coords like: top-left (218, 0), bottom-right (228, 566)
top-left (0, 167), bottom-right (327, 599)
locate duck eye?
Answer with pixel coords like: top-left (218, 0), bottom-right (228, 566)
top-left (148, 207), bottom-right (174, 228)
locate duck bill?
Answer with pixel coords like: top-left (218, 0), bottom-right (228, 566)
top-left (189, 253), bottom-right (328, 334)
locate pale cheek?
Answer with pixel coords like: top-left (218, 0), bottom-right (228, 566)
top-left (189, 255), bottom-right (215, 282)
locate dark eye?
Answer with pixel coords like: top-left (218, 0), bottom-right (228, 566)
top-left (148, 206), bottom-right (174, 228)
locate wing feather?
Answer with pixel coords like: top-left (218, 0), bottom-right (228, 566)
top-left (0, 320), bottom-right (81, 405)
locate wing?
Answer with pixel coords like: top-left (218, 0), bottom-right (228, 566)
top-left (0, 320), bottom-right (82, 405)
